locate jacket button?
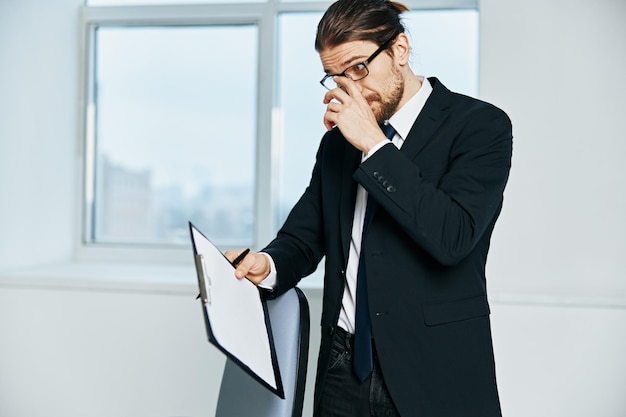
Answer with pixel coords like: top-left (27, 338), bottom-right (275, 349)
top-left (373, 171), bottom-right (380, 179)
top-left (386, 185), bottom-right (396, 192)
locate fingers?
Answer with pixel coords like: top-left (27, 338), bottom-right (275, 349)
top-left (323, 101), bottom-right (342, 130)
top-left (323, 76), bottom-right (373, 134)
top-left (323, 79), bottom-right (353, 131)
top-left (224, 249), bottom-right (271, 285)
top-left (224, 249), bottom-right (246, 265)
top-left (323, 86), bottom-right (347, 105)
top-left (322, 76), bottom-right (360, 104)
top-left (335, 76), bottom-right (363, 99)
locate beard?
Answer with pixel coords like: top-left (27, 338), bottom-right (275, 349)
top-left (370, 66), bottom-right (405, 124)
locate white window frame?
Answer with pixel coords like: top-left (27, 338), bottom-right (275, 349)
top-left (76, 0), bottom-right (479, 264)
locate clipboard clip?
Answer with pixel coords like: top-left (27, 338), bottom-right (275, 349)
top-left (194, 248), bottom-right (250, 301)
top-left (195, 254), bottom-right (211, 305)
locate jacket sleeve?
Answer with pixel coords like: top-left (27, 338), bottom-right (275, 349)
top-left (354, 102), bottom-right (513, 266)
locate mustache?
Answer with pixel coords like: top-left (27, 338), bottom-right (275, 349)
top-left (365, 93), bottom-right (382, 103)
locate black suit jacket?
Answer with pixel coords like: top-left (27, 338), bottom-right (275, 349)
top-left (263, 78), bottom-right (512, 417)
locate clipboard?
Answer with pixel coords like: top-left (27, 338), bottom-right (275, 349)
top-left (189, 222), bottom-right (284, 399)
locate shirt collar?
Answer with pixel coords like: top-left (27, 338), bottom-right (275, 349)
top-left (386, 76), bottom-right (433, 141)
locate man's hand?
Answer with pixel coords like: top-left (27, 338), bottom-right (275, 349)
top-left (224, 249), bottom-right (271, 286)
top-left (323, 76), bottom-right (387, 154)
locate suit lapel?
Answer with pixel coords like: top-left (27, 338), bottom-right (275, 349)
top-left (400, 78), bottom-right (451, 159)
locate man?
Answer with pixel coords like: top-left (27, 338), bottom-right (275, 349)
top-left (226, 0), bottom-right (512, 415)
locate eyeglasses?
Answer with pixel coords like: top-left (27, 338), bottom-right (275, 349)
top-left (319, 32), bottom-right (398, 90)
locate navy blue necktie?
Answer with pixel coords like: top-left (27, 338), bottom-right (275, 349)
top-left (353, 122), bottom-right (396, 382)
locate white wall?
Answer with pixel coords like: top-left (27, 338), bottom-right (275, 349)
top-left (0, 285), bottom-right (226, 417)
top-left (480, 0), bottom-right (626, 301)
top-left (1, 0), bottom-right (625, 416)
top-left (0, 0), bottom-right (78, 270)
top-left (492, 303), bottom-right (626, 416)
top-left (1, 283), bottom-right (624, 417)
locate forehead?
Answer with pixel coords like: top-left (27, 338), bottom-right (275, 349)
top-left (319, 39), bottom-right (380, 73)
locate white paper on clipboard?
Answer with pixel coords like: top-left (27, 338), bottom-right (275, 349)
top-left (189, 222), bottom-right (284, 398)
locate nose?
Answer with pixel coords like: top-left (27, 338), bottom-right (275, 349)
top-left (352, 80), bottom-right (365, 95)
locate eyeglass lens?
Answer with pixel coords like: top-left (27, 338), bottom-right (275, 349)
top-left (322, 65), bottom-right (369, 89)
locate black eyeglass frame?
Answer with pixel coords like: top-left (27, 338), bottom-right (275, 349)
top-left (319, 32), bottom-right (399, 90)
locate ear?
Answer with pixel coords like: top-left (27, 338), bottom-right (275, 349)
top-left (392, 32), bottom-right (411, 66)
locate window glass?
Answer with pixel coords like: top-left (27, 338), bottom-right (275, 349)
top-left (92, 25), bottom-right (257, 247)
top-left (275, 10), bottom-right (478, 227)
top-left (88, 0), bottom-right (265, 5)
top-left (276, 12), bottom-right (325, 224)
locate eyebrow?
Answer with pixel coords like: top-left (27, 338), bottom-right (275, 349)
top-left (323, 53), bottom-right (369, 75)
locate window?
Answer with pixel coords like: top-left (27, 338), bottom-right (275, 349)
top-left (80, 1), bottom-right (478, 260)
top-left (90, 25), bottom-right (257, 247)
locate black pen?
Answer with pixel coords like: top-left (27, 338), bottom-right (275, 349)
top-left (231, 248), bottom-right (250, 267)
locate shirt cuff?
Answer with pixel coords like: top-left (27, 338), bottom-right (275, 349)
top-left (363, 140), bottom-right (391, 161)
top-left (257, 252), bottom-right (277, 291)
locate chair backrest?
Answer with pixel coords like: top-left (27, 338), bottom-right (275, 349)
top-left (215, 287), bottom-right (310, 417)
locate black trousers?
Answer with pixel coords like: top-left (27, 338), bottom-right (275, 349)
top-left (316, 327), bottom-right (402, 417)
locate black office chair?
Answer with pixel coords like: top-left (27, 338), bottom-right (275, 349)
top-left (215, 287), bottom-right (310, 417)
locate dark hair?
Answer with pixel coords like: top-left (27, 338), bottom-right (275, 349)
top-left (315, 0), bottom-right (409, 52)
